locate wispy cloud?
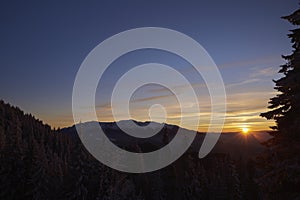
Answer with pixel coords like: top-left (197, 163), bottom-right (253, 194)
top-left (175, 54), bottom-right (282, 76)
top-left (131, 93), bottom-right (174, 103)
top-left (226, 78), bottom-right (260, 88)
top-left (249, 66), bottom-right (278, 78)
top-left (219, 55), bottom-right (282, 69)
top-left (146, 83), bottom-right (207, 94)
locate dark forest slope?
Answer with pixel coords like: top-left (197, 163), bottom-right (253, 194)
top-left (0, 100), bottom-right (261, 200)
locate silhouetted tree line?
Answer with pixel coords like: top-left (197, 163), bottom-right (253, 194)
top-left (0, 100), bottom-right (260, 200)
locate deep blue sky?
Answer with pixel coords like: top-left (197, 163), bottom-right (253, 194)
top-left (0, 0), bottom-right (297, 130)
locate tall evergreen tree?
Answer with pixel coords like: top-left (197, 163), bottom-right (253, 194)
top-left (27, 138), bottom-right (50, 200)
top-left (66, 142), bottom-right (89, 200)
top-left (261, 9), bottom-right (300, 139)
top-left (257, 8), bottom-right (300, 199)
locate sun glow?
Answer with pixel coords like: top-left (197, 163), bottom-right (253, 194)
top-left (241, 127), bottom-right (250, 135)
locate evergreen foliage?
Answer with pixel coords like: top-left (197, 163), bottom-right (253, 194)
top-left (261, 9), bottom-right (300, 139)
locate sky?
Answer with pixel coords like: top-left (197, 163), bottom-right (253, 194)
top-left (0, 0), bottom-right (298, 132)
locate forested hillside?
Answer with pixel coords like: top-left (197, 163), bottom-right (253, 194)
top-left (0, 100), bottom-right (260, 200)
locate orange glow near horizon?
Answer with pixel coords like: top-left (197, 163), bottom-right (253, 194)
top-left (37, 89), bottom-right (277, 132)
top-left (40, 109), bottom-right (275, 132)
top-left (241, 127), bottom-right (250, 135)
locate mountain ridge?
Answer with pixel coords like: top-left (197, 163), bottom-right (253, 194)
top-left (60, 119), bottom-right (268, 160)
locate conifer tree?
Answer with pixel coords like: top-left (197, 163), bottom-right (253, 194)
top-left (28, 138), bottom-right (50, 200)
top-left (66, 142), bottom-right (89, 200)
top-left (261, 9), bottom-right (300, 138)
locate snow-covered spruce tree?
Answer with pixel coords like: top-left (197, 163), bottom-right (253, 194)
top-left (261, 9), bottom-right (300, 139)
top-left (27, 138), bottom-right (50, 200)
top-left (229, 160), bottom-right (242, 200)
top-left (66, 141), bottom-right (89, 200)
top-left (0, 105), bottom-right (26, 199)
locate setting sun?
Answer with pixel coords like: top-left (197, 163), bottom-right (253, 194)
top-left (242, 127), bottom-right (250, 134)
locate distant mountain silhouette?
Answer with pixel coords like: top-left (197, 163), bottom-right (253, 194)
top-left (61, 120), bottom-right (267, 159)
